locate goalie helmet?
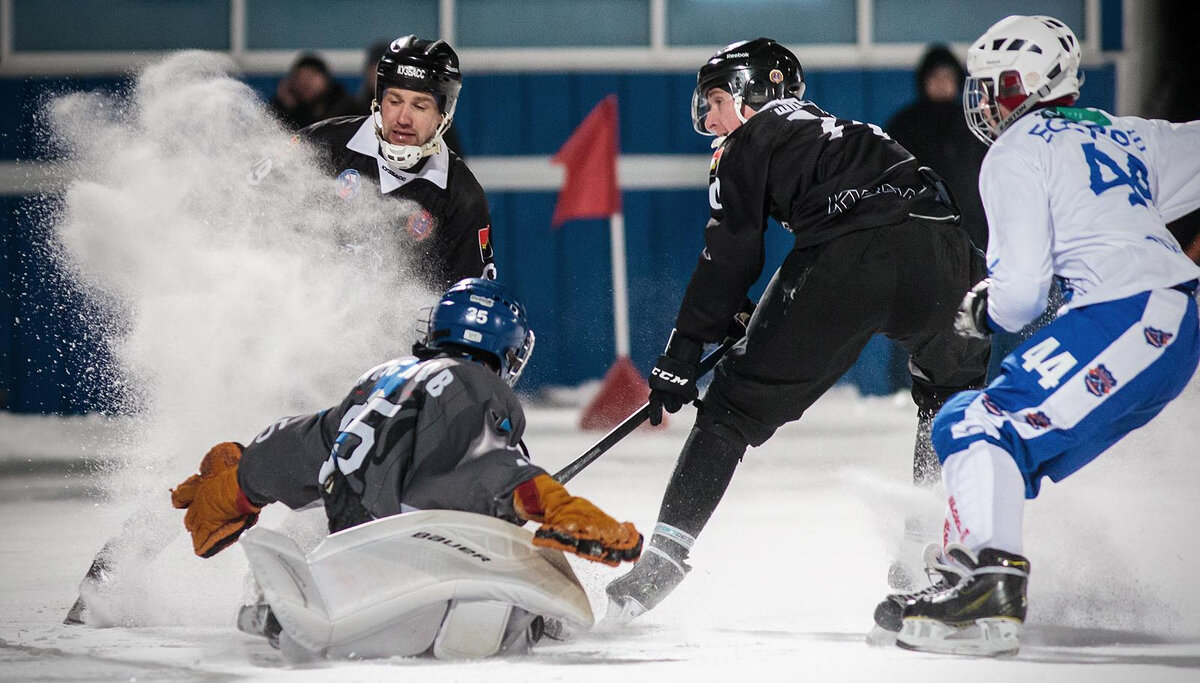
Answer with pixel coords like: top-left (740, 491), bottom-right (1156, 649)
top-left (964, 15), bottom-right (1083, 144)
top-left (691, 37), bottom-right (806, 135)
top-left (424, 278), bottom-right (535, 387)
top-left (372, 35), bottom-right (462, 170)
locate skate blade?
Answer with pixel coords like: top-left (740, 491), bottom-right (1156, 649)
top-left (602, 596), bottom-right (648, 626)
top-left (896, 617), bottom-right (1021, 657)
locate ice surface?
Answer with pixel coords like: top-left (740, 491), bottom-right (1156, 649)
top-left (3, 386), bottom-right (1200, 681)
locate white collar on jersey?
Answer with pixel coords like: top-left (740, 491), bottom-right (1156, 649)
top-left (345, 117), bottom-right (450, 193)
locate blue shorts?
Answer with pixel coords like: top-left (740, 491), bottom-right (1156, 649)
top-left (931, 287), bottom-right (1199, 498)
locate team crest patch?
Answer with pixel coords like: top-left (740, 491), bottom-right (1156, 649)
top-left (336, 169), bottom-right (361, 199)
top-left (406, 209), bottom-right (435, 241)
top-left (1144, 326), bottom-right (1173, 348)
top-left (981, 394), bottom-right (1004, 416)
top-left (1084, 364), bottom-right (1117, 397)
top-left (1024, 411), bottom-right (1052, 429)
top-left (478, 225), bottom-right (494, 261)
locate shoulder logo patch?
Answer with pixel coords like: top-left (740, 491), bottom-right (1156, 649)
top-left (336, 168), bottom-right (361, 199)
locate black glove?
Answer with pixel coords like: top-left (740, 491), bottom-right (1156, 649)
top-left (954, 278), bottom-right (993, 339)
top-left (727, 298), bottom-right (757, 342)
top-left (648, 331), bottom-right (702, 426)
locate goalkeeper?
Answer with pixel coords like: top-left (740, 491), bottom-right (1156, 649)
top-left (171, 278), bottom-right (641, 575)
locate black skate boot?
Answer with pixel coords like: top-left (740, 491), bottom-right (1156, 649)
top-left (237, 601), bottom-right (282, 649)
top-left (604, 546), bottom-right (691, 624)
top-left (873, 543), bottom-right (974, 640)
top-left (896, 547), bottom-right (1030, 657)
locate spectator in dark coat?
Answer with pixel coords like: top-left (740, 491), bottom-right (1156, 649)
top-left (269, 53), bottom-right (354, 131)
top-left (887, 45), bottom-right (988, 249)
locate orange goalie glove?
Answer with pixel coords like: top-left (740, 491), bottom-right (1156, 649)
top-left (170, 442), bottom-right (262, 558)
top-left (513, 474), bottom-right (642, 566)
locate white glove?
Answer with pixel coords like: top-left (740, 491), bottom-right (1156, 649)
top-left (954, 279), bottom-right (992, 339)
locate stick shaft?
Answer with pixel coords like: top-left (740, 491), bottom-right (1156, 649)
top-left (553, 338), bottom-right (735, 484)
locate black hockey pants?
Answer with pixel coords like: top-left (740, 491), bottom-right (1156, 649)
top-left (697, 218), bottom-right (990, 449)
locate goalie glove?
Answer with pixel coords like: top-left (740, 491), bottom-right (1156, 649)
top-left (954, 278), bottom-right (993, 339)
top-left (513, 474), bottom-right (643, 566)
top-left (170, 442), bottom-right (263, 558)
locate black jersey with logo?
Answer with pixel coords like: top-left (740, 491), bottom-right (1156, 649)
top-left (237, 354), bottom-right (544, 532)
top-left (302, 116), bottom-right (495, 289)
top-left (676, 98), bottom-right (958, 342)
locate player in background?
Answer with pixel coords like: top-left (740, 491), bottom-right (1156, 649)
top-left (874, 15), bottom-right (1200, 656)
top-left (297, 35), bottom-right (494, 289)
top-left (605, 38), bottom-right (990, 621)
top-left (169, 279), bottom-right (642, 651)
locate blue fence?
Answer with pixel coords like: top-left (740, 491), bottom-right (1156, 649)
top-left (0, 65), bottom-right (1117, 412)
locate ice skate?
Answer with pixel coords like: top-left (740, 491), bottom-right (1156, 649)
top-left (896, 547), bottom-right (1029, 657)
top-left (604, 546), bottom-right (690, 624)
top-left (237, 601), bottom-right (282, 648)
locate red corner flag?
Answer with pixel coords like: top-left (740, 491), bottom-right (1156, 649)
top-left (551, 95), bottom-right (620, 227)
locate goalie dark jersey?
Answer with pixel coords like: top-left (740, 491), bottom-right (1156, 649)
top-left (677, 97), bottom-right (959, 342)
top-left (237, 354), bottom-right (545, 533)
top-left (301, 116), bottom-right (495, 289)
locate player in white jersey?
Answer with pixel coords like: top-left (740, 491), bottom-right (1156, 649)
top-left (871, 15), bottom-right (1200, 656)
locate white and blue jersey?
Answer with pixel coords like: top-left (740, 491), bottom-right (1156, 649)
top-left (933, 107), bottom-right (1200, 497)
top-left (980, 107), bottom-right (1200, 331)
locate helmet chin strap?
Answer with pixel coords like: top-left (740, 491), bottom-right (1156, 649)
top-left (371, 101), bottom-right (451, 171)
top-left (733, 94), bottom-right (751, 126)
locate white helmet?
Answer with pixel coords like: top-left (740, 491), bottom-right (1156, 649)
top-left (964, 15), bottom-right (1083, 144)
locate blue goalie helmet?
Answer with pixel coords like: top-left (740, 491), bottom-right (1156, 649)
top-left (425, 278), bottom-right (535, 386)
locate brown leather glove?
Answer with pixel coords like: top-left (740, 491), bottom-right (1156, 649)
top-left (170, 442), bottom-right (262, 558)
top-left (513, 474), bottom-right (642, 567)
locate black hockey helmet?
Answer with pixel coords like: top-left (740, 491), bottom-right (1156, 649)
top-left (375, 35), bottom-right (462, 115)
top-left (692, 37), bottom-right (805, 134)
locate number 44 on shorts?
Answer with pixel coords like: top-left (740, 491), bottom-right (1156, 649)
top-left (1021, 337), bottom-right (1078, 389)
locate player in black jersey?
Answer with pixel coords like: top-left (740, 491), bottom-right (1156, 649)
top-left (605, 38), bottom-right (991, 621)
top-left (296, 35), bottom-right (494, 289)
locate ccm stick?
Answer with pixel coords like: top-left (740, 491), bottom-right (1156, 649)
top-left (553, 336), bottom-right (737, 485)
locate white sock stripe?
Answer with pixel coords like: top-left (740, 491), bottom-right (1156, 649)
top-left (644, 545), bottom-right (686, 573)
top-left (653, 523), bottom-right (696, 551)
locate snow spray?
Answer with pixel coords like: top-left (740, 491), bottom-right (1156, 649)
top-left (42, 51), bottom-right (433, 625)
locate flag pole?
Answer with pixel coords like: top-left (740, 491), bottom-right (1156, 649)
top-left (610, 210), bottom-right (630, 357)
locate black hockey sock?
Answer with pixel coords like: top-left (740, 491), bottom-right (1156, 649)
top-left (654, 426), bottom-right (745, 560)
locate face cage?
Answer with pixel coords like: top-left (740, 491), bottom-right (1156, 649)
top-left (371, 95), bottom-right (458, 169)
top-left (963, 77), bottom-right (1002, 145)
top-left (502, 329), bottom-right (535, 388)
